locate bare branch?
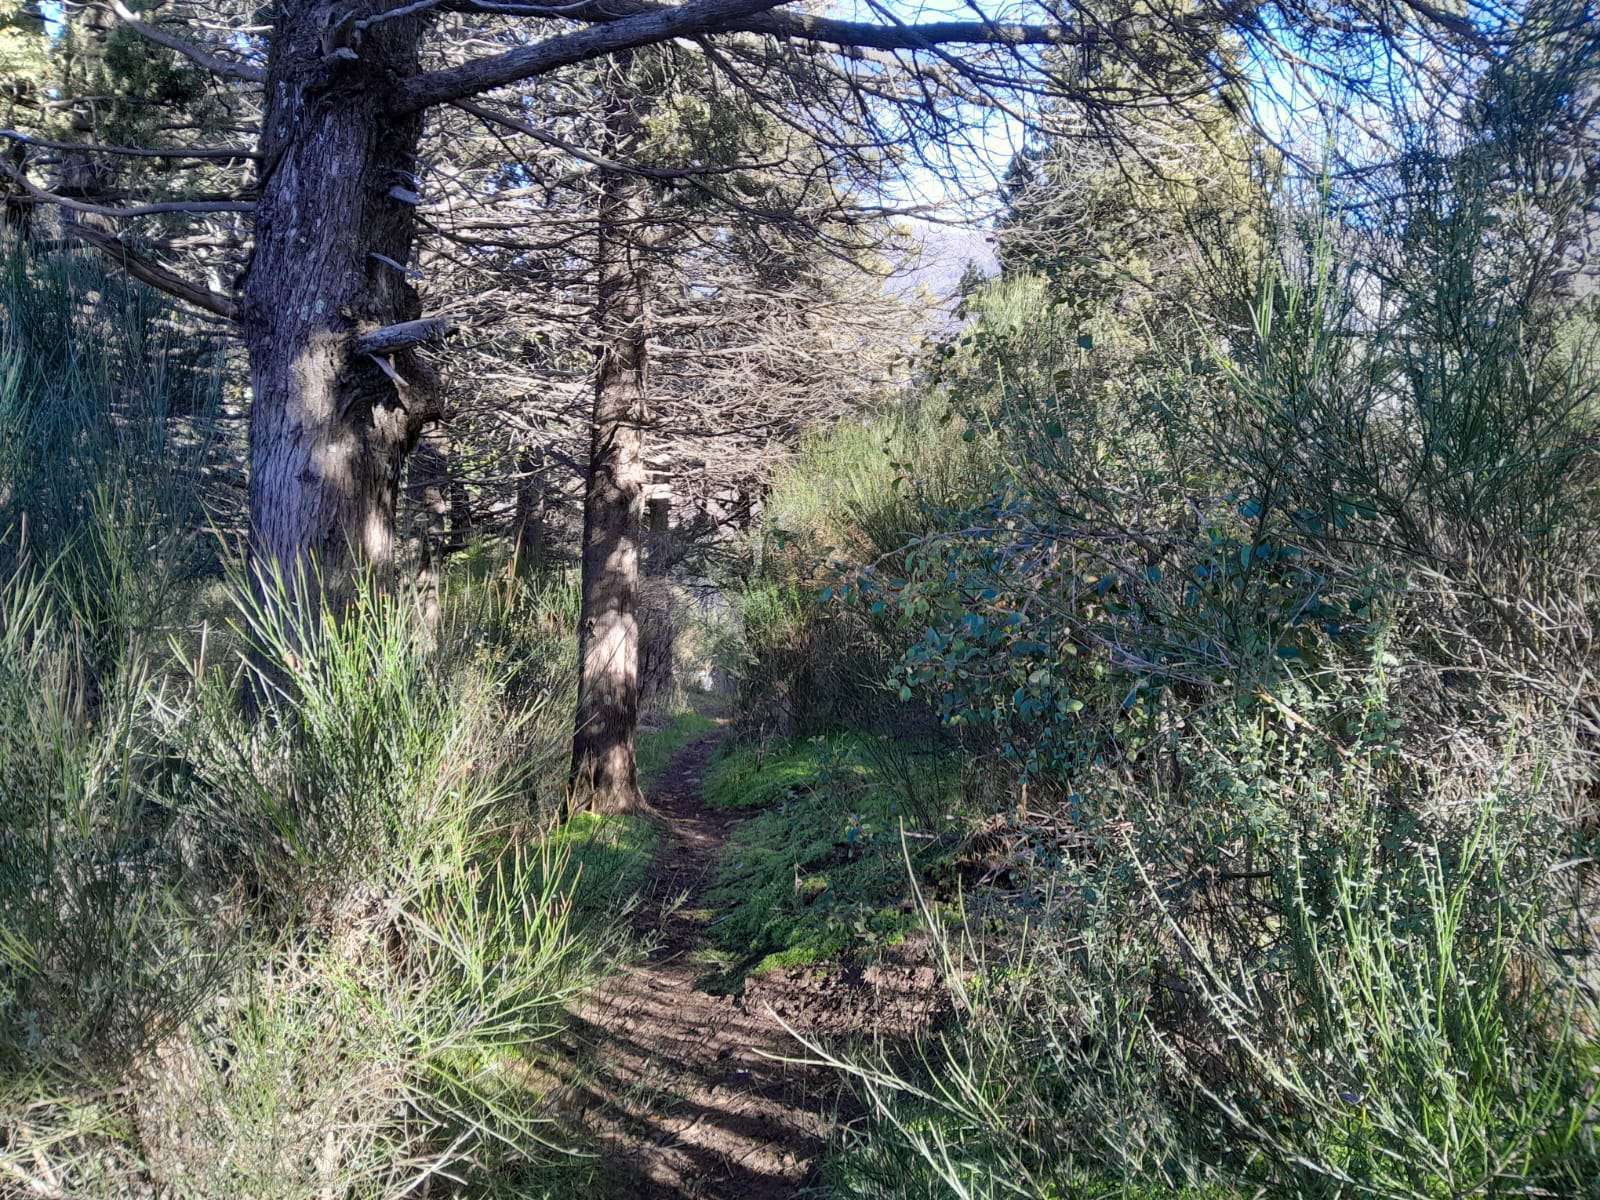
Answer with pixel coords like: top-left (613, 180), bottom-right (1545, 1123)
top-left (452, 99), bottom-right (780, 179)
top-left (0, 158), bottom-right (254, 219)
top-left (398, 0), bottom-right (793, 110)
top-left (57, 224), bottom-right (240, 322)
top-left (107, 0), bottom-right (268, 84)
top-left (445, 0), bottom-right (1069, 50)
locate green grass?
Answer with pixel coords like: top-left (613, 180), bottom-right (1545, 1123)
top-left (635, 707), bottom-right (720, 786)
top-left (547, 810), bottom-right (659, 917)
top-left (703, 734), bottom-right (870, 809)
top-left (706, 735), bottom-right (961, 977)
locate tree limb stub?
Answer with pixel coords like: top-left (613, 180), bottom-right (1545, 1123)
top-left (354, 317), bottom-right (456, 356)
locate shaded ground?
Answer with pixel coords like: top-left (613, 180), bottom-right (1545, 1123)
top-left (544, 730), bottom-right (941, 1199)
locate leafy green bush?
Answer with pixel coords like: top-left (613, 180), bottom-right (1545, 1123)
top-left (722, 396), bottom-right (995, 739)
top-left (767, 40), bottom-right (1600, 1196)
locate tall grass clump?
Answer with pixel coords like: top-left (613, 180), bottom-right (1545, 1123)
top-left (2, 556), bottom-right (625, 1200)
top-left (0, 253), bottom-right (630, 1197)
top-left (0, 249), bottom-right (228, 678)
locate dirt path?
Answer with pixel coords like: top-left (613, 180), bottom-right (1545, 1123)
top-left (547, 732), bottom-right (940, 1199)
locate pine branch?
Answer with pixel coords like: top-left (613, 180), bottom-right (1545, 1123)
top-left (399, 0), bottom-right (792, 110)
top-left (0, 159), bottom-right (253, 216)
top-left (107, 0), bottom-right (268, 83)
top-left (56, 224), bottom-right (241, 322)
top-left (0, 128), bottom-right (259, 161)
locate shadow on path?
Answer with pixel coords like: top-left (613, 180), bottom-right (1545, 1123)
top-left (540, 732), bottom-right (841, 1200)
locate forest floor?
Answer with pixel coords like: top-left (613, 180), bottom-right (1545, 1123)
top-left (543, 727), bottom-right (942, 1199)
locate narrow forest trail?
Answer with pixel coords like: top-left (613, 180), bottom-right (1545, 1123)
top-left (545, 729), bottom-right (942, 1199)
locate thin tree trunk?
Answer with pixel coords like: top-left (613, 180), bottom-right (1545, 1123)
top-left (513, 439), bottom-right (547, 572)
top-left (405, 425), bottom-right (457, 637)
top-left (571, 61), bottom-right (649, 813)
top-left (639, 492), bottom-right (675, 716)
top-left (446, 458), bottom-right (473, 553)
top-left (56, 8), bottom-right (115, 240)
top-left (1, 141), bottom-right (33, 239)
top-left (241, 3), bottom-right (440, 612)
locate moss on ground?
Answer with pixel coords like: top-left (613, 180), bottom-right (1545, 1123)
top-left (707, 734), bottom-right (962, 976)
top-left (703, 734), bottom-right (871, 809)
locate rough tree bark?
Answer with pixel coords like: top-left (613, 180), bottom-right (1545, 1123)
top-left (638, 491), bottom-right (676, 716)
top-left (513, 439), bottom-right (548, 571)
top-left (571, 63), bottom-right (649, 813)
top-left (241, 2), bottom-right (440, 606)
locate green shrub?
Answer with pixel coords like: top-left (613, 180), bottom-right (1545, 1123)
top-left (782, 41), bottom-right (1600, 1197)
top-left (818, 694), bottom-right (1600, 1200)
top-left (0, 564), bottom-right (227, 1077)
top-left (0, 556), bottom-right (636, 1197)
top-left (723, 395), bottom-right (995, 739)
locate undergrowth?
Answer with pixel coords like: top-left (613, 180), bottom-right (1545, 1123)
top-left (725, 43), bottom-right (1600, 1199)
top-left (707, 735), bottom-right (963, 975)
top-left (0, 253), bottom-right (653, 1199)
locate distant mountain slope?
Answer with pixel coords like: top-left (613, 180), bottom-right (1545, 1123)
top-left (889, 219), bottom-right (998, 327)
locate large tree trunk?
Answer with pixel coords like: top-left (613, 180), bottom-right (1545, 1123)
top-left (571, 66), bottom-right (649, 813)
top-left (241, 3), bottom-right (439, 608)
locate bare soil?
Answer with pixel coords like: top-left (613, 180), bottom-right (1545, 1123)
top-left (544, 731), bottom-right (941, 1199)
